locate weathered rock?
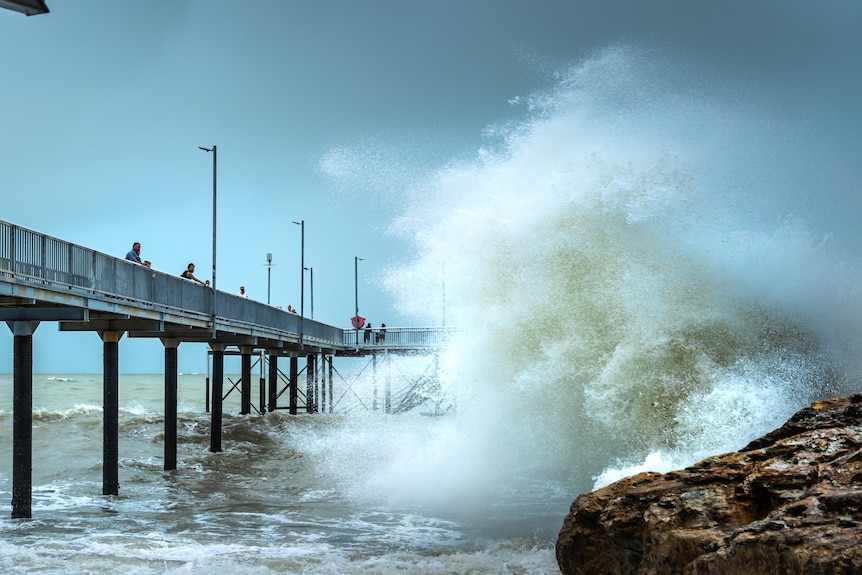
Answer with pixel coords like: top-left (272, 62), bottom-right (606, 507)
top-left (556, 393), bottom-right (862, 575)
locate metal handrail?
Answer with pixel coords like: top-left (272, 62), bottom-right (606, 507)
top-left (0, 220), bottom-right (343, 345)
top-left (342, 326), bottom-right (458, 348)
top-left (1, 220), bottom-right (456, 351)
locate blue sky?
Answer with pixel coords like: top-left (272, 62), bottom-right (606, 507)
top-left (2, 0), bottom-right (860, 373)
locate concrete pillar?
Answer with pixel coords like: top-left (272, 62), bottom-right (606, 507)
top-left (9, 320), bottom-right (39, 519)
top-left (372, 352), bottom-right (378, 411)
top-left (328, 356), bottom-right (333, 414)
top-left (306, 354), bottom-right (316, 414)
top-left (210, 343), bottom-right (224, 453)
top-left (205, 353), bottom-right (210, 413)
top-left (240, 346), bottom-right (252, 415)
top-left (99, 330), bottom-right (124, 496)
top-left (384, 351), bottom-right (392, 414)
top-left (319, 354), bottom-right (326, 414)
top-left (258, 351), bottom-right (266, 415)
top-left (162, 338), bottom-right (180, 471)
top-left (289, 355), bottom-right (298, 415)
top-left (267, 352), bottom-right (278, 413)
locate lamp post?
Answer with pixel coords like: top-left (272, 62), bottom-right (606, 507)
top-left (304, 266), bottom-right (314, 319)
top-left (266, 252), bottom-right (273, 305)
top-left (293, 220), bottom-right (304, 346)
top-left (354, 256), bottom-right (363, 344)
top-left (199, 145), bottom-right (217, 338)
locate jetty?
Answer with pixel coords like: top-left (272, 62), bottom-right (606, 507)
top-left (0, 220), bottom-right (453, 518)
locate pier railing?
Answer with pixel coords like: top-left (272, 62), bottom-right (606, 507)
top-left (0, 220), bottom-right (343, 346)
top-left (0, 220), bottom-right (455, 353)
top-left (342, 326), bottom-right (458, 349)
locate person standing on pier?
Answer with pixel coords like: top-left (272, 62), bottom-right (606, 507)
top-left (125, 242), bottom-right (151, 268)
top-left (180, 263), bottom-right (207, 286)
top-left (364, 323), bottom-right (372, 344)
top-left (239, 286), bottom-right (248, 298)
top-left (377, 323), bottom-right (386, 344)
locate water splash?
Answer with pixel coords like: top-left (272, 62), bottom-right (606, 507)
top-left (318, 44), bottom-right (862, 514)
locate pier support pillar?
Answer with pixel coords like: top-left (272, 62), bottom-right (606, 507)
top-left (259, 351), bottom-right (266, 415)
top-left (384, 351), bottom-right (391, 414)
top-left (328, 356), bottom-right (333, 413)
top-left (162, 338), bottom-right (180, 471)
top-left (319, 354), bottom-right (326, 414)
top-left (267, 352), bottom-right (278, 413)
top-left (9, 320), bottom-right (39, 519)
top-left (210, 343), bottom-right (224, 453)
top-left (289, 355), bottom-right (298, 415)
top-left (372, 353), bottom-right (378, 411)
top-left (240, 346), bottom-right (252, 415)
top-left (205, 357), bottom-right (210, 413)
top-left (306, 354), bottom-right (316, 413)
top-left (100, 330), bottom-right (124, 496)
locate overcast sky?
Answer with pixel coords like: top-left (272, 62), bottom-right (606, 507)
top-left (2, 0), bottom-right (860, 373)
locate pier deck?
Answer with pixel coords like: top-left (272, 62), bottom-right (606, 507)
top-left (0, 220), bottom-right (453, 518)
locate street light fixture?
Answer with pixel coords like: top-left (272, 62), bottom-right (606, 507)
top-left (199, 145), bottom-right (217, 338)
top-left (304, 266), bottom-right (314, 319)
top-left (293, 220), bottom-right (304, 346)
top-left (265, 252), bottom-right (274, 305)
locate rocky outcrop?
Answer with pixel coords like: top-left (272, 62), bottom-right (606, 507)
top-left (556, 394), bottom-right (862, 575)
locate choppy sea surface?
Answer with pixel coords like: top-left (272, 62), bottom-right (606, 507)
top-left (0, 372), bottom-right (563, 574)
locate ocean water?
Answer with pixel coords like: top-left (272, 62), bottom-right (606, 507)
top-left (0, 371), bottom-right (558, 574)
top-left (4, 43), bottom-right (862, 573)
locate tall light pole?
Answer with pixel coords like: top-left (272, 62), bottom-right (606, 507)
top-left (304, 266), bottom-right (314, 319)
top-left (266, 252), bottom-right (273, 305)
top-left (199, 145), bottom-right (217, 337)
top-left (354, 256), bottom-right (363, 344)
top-left (293, 220), bottom-right (304, 346)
